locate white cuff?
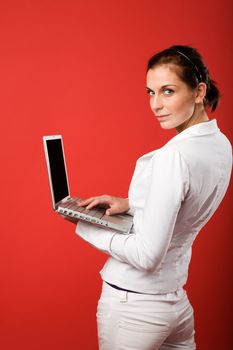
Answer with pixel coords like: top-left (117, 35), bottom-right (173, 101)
top-left (76, 221), bottom-right (117, 254)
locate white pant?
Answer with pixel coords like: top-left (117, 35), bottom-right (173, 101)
top-left (97, 282), bottom-right (196, 350)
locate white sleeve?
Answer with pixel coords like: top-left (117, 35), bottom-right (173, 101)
top-left (76, 148), bottom-right (189, 272)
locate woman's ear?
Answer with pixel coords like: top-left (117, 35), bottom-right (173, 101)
top-left (195, 82), bottom-right (207, 103)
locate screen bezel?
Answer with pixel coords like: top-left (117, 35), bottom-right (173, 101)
top-left (43, 135), bottom-right (70, 210)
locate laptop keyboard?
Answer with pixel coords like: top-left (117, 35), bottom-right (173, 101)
top-left (59, 197), bottom-right (105, 219)
top-left (57, 197), bottom-right (133, 234)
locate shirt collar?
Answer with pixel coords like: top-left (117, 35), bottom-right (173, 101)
top-left (138, 119), bottom-right (220, 161)
top-left (166, 119), bottom-right (219, 146)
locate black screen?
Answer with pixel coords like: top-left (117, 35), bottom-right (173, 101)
top-left (46, 139), bottom-right (69, 204)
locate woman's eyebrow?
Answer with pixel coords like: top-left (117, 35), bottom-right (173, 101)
top-left (146, 84), bottom-right (178, 90)
top-left (162, 84), bottom-right (178, 88)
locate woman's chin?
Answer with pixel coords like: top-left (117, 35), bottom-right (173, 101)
top-left (158, 121), bottom-right (174, 130)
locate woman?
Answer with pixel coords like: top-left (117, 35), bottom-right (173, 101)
top-left (72, 45), bottom-right (232, 349)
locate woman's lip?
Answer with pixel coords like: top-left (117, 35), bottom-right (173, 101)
top-left (156, 114), bottom-right (170, 120)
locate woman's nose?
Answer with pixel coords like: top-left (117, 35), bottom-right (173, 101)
top-left (150, 94), bottom-right (163, 112)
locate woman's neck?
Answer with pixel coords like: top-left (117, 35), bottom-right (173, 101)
top-left (175, 105), bottom-right (209, 133)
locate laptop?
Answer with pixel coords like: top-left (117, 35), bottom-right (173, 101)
top-left (43, 135), bottom-right (133, 234)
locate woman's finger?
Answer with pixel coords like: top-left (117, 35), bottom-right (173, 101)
top-left (86, 198), bottom-right (102, 210)
top-left (86, 196), bottom-right (112, 210)
top-left (78, 195), bottom-right (129, 215)
top-left (105, 202), bottom-right (120, 215)
top-left (77, 197), bottom-right (95, 206)
top-left (78, 195), bottom-right (112, 209)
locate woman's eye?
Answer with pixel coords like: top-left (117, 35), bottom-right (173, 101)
top-left (163, 88), bottom-right (174, 95)
top-left (147, 89), bottom-right (154, 96)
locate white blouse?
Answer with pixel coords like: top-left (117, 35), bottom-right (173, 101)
top-left (76, 120), bottom-right (232, 294)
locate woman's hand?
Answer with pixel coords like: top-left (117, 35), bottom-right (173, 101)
top-left (77, 195), bottom-right (129, 216)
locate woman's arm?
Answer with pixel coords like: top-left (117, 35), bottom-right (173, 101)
top-left (76, 148), bottom-right (190, 272)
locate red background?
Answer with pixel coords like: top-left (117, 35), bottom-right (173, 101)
top-left (0, 1), bottom-right (232, 349)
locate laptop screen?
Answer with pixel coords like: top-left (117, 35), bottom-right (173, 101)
top-left (46, 138), bottom-right (69, 204)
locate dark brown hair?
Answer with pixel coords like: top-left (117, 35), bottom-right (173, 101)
top-left (147, 45), bottom-right (220, 111)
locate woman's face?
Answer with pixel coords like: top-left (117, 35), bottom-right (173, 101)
top-left (146, 64), bottom-right (199, 131)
